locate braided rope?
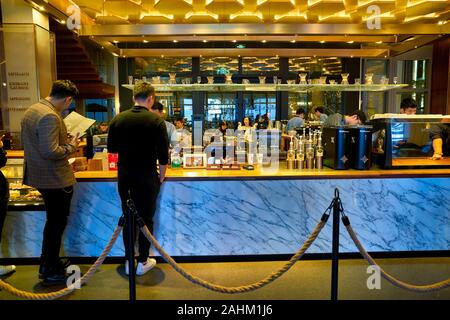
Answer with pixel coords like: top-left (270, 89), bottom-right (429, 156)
top-left (345, 223), bottom-right (450, 293)
top-left (141, 220), bottom-right (326, 294)
top-left (0, 226), bottom-right (123, 300)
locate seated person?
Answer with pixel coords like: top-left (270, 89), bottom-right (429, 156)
top-left (430, 120), bottom-right (450, 159)
top-left (314, 106), bottom-right (328, 123)
top-left (325, 109), bottom-right (367, 126)
top-left (400, 97), bottom-right (417, 115)
top-left (286, 108), bottom-right (305, 132)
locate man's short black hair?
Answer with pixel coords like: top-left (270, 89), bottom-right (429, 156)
top-left (350, 109), bottom-right (367, 124)
top-left (400, 97), bottom-right (417, 110)
top-left (315, 106), bottom-right (324, 114)
top-left (175, 117), bottom-right (185, 123)
top-left (151, 101), bottom-right (164, 112)
top-left (50, 80), bottom-right (79, 99)
top-left (296, 108), bottom-right (305, 115)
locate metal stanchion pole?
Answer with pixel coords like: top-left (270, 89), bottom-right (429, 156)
top-left (331, 188), bottom-right (340, 301)
top-left (126, 195), bottom-right (137, 302)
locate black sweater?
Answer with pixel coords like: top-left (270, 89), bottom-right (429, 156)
top-left (107, 106), bottom-right (169, 175)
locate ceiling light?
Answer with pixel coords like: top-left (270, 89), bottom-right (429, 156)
top-left (173, 40), bottom-right (178, 43)
top-left (347, 41), bottom-right (354, 44)
top-left (203, 40), bottom-right (208, 43)
top-left (320, 41), bottom-right (325, 44)
top-left (143, 40), bottom-right (149, 43)
top-left (232, 40), bottom-right (237, 43)
top-left (161, 55), bottom-right (164, 58)
top-left (290, 39), bottom-right (296, 43)
top-left (376, 41), bottom-right (383, 44)
top-left (261, 40), bottom-right (267, 43)
top-left (59, 20), bottom-right (66, 25)
top-left (350, 55), bottom-right (354, 58)
top-left (113, 40), bottom-right (119, 44)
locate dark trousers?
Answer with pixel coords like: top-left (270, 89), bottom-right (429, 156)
top-left (0, 199), bottom-right (7, 241)
top-left (118, 173), bottom-right (160, 263)
top-left (37, 186), bottom-right (74, 267)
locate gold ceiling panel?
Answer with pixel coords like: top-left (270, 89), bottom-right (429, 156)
top-left (154, 0), bottom-right (193, 16)
top-left (68, 0), bottom-right (450, 24)
top-left (205, 0), bottom-right (245, 15)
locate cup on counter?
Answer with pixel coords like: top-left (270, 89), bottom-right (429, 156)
top-left (128, 76), bottom-right (133, 85)
top-left (256, 153), bottom-right (263, 164)
top-left (247, 153), bottom-right (254, 165)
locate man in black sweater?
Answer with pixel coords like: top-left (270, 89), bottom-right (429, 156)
top-left (108, 81), bottom-right (169, 276)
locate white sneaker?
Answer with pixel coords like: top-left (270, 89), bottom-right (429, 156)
top-left (0, 265), bottom-right (16, 276)
top-left (136, 258), bottom-right (156, 276)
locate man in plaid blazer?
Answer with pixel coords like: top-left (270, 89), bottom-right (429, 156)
top-left (21, 80), bottom-right (79, 284)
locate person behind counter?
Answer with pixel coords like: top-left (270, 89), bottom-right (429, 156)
top-left (325, 109), bottom-right (367, 126)
top-left (286, 108), bottom-right (305, 132)
top-left (150, 101), bottom-right (178, 147)
top-left (430, 118), bottom-right (450, 160)
top-left (314, 107), bottom-right (328, 123)
top-left (174, 117), bottom-right (192, 148)
top-left (107, 81), bottom-right (169, 276)
top-left (0, 135), bottom-right (16, 276)
top-left (400, 97), bottom-right (417, 115)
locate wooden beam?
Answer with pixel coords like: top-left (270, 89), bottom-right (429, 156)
top-left (119, 48), bottom-right (388, 58)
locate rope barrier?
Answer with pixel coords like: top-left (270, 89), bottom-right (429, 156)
top-left (0, 225), bottom-right (123, 300)
top-left (343, 217), bottom-right (450, 293)
top-left (140, 216), bottom-right (328, 294)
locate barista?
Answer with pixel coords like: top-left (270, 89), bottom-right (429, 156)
top-left (399, 97), bottom-right (417, 115)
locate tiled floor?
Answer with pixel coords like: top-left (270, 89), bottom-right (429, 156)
top-left (1, 257), bottom-right (450, 300)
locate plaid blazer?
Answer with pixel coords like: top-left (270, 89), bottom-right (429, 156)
top-left (21, 99), bottom-right (76, 189)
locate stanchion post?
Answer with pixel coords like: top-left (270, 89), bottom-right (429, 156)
top-left (125, 193), bottom-right (137, 302)
top-left (331, 188), bottom-right (340, 301)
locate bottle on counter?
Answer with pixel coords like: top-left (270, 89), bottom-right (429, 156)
top-left (305, 132), bottom-right (314, 169)
top-left (296, 135), bottom-right (305, 169)
top-left (287, 139), bottom-right (296, 169)
top-left (316, 133), bottom-right (324, 169)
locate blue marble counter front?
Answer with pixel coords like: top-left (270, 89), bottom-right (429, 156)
top-left (1, 177), bottom-right (449, 258)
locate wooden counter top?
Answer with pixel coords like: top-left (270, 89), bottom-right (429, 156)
top-left (74, 166), bottom-right (450, 182)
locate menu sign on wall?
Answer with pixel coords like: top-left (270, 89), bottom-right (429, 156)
top-left (3, 25), bottom-right (39, 134)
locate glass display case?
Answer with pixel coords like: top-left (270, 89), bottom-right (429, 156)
top-left (370, 114), bottom-right (450, 168)
top-left (1, 158), bottom-right (44, 209)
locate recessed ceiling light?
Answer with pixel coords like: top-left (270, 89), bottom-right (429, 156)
top-left (350, 55), bottom-right (354, 58)
top-left (203, 40), bottom-right (208, 43)
top-left (173, 40), bottom-right (178, 43)
top-left (59, 20), bottom-right (66, 25)
top-left (232, 40), bottom-right (237, 43)
top-left (113, 40), bottom-right (119, 43)
top-left (143, 40), bottom-right (149, 43)
top-left (320, 41), bottom-right (325, 44)
top-left (376, 41), bottom-right (383, 44)
top-left (261, 40), bottom-right (267, 43)
top-left (347, 41), bottom-right (354, 44)
top-left (290, 39), bottom-right (296, 43)
top-left (161, 55), bottom-right (164, 58)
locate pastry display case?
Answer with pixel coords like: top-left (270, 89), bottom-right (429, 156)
top-left (1, 158), bottom-right (44, 210)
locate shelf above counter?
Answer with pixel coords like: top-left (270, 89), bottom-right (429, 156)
top-left (122, 83), bottom-right (408, 93)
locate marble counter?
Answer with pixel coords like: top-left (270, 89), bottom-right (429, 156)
top-left (2, 175), bottom-right (449, 258)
